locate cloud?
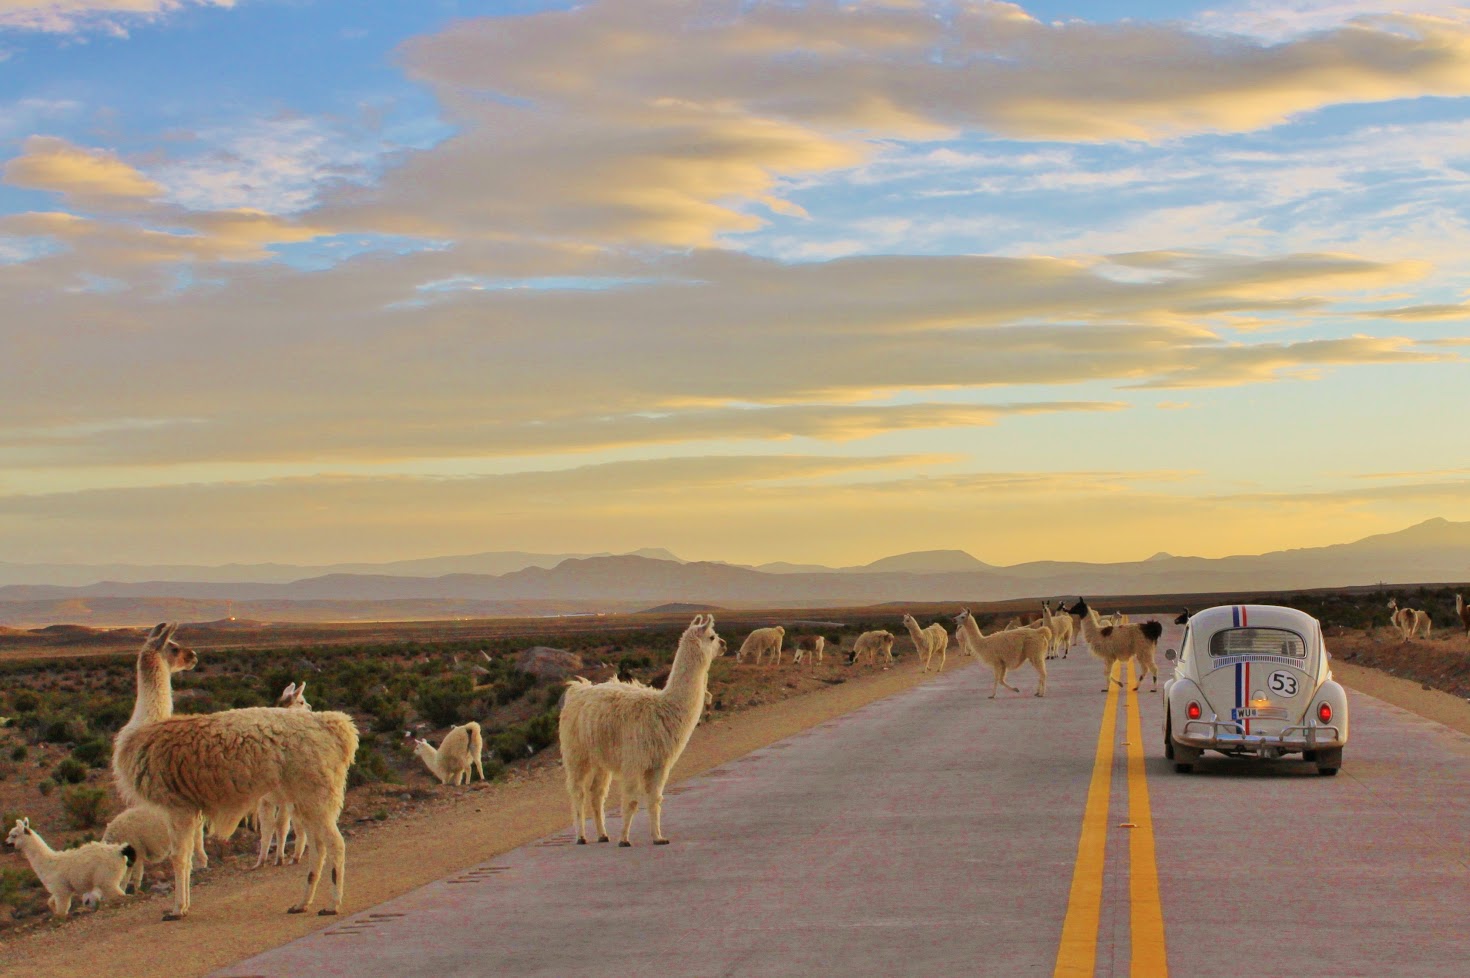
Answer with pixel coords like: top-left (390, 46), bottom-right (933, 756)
top-left (1196, 2), bottom-right (1470, 41)
top-left (0, 0), bottom-right (236, 34)
top-left (4, 136), bottom-right (161, 204)
top-left (1364, 301), bottom-right (1470, 320)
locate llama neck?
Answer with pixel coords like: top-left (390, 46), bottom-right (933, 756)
top-left (903, 619), bottom-right (925, 645)
top-left (417, 747), bottom-right (445, 780)
top-left (18, 832), bottom-right (54, 863)
top-left (661, 641), bottom-right (710, 713)
top-left (128, 650), bottom-right (174, 729)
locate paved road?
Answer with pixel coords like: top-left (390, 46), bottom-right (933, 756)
top-left (213, 620), bottom-right (1470, 977)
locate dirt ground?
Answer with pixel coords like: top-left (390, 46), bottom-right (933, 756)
top-left (0, 655), bottom-right (933, 978)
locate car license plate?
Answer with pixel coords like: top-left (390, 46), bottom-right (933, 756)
top-left (1232, 706), bottom-right (1288, 720)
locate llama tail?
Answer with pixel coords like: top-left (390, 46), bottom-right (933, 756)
top-left (120, 844), bottom-right (137, 867)
top-left (1140, 620), bottom-right (1163, 643)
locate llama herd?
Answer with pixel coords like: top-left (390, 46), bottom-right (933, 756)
top-left (7, 589), bottom-right (1464, 926)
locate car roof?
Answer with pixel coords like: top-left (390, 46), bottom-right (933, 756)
top-left (1188, 604), bottom-right (1321, 637)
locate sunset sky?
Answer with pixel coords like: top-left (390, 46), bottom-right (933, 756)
top-left (2, 0), bottom-right (1468, 569)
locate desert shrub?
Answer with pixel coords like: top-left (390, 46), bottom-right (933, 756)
top-left (53, 757), bottom-right (88, 784)
top-left (39, 713), bottom-right (88, 745)
top-left (523, 708), bottom-right (560, 754)
top-left (70, 737), bottom-right (111, 768)
top-left (416, 676), bottom-right (475, 728)
top-left (37, 779), bottom-right (56, 797)
top-left (11, 690), bottom-right (40, 713)
top-left (364, 693), bottom-right (407, 735)
top-left (347, 742), bottom-right (399, 788)
top-left (89, 697), bottom-right (132, 732)
top-left (60, 786), bottom-right (109, 829)
top-left (489, 727), bottom-right (528, 760)
top-left (8, 745), bottom-right (26, 762)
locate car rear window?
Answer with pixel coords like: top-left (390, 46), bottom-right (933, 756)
top-left (1208, 627), bottom-right (1306, 659)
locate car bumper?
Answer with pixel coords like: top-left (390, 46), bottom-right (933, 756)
top-left (1178, 718), bottom-right (1345, 754)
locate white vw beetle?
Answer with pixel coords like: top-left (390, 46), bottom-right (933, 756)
top-left (1163, 605), bottom-right (1348, 776)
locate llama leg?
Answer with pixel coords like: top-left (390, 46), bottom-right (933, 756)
top-left (618, 781), bottom-right (640, 847)
top-left (567, 779), bottom-right (586, 845)
top-left (316, 820), bottom-right (346, 915)
top-left (645, 769), bottom-right (671, 845)
top-left (254, 803), bottom-right (273, 869)
top-left (288, 817), bottom-right (331, 914)
top-left (53, 890), bottom-right (73, 916)
top-left (1101, 662), bottom-right (1112, 692)
top-left (1033, 654), bottom-right (1048, 697)
top-left (592, 770), bottom-right (612, 842)
top-left (164, 812), bottom-right (198, 920)
top-left (989, 662), bottom-right (1004, 698)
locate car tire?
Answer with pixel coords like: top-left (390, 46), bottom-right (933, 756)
top-left (1315, 747), bottom-right (1342, 776)
top-left (1173, 743), bottom-right (1201, 774)
top-left (1301, 750), bottom-right (1318, 762)
top-left (1164, 713), bottom-right (1175, 760)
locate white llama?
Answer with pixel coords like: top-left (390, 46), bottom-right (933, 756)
top-left (1068, 599), bottom-right (1163, 692)
top-left (408, 721), bottom-right (485, 785)
top-left (7, 818), bottom-right (135, 916)
top-left (901, 614), bottom-right (950, 672)
top-left (849, 629), bottom-right (895, 666)
top-left (1387, 598), bottom-right (1432, 642)
top-left (113, 623), bottom-right (359, 920)
top-left (737, 626), bottom-right (785, 665)
top-left (255, 680), bottom-right (314, 870)
top-left (953, 610), bottom-right (1049, 698)
top-left (559, 614), bottom-right (726, 847)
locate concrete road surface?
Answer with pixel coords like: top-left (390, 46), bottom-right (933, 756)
top-left (213, 619), bottom-right (1470, 977)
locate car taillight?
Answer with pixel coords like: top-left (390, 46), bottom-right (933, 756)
top-left (1317, 702), bottom-right (1332, 723)
top-left (1187, 701), bottom-right (1202, 720)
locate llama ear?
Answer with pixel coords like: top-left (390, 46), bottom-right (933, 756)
top-left (281, 682), bottom-right (297, 699)
top-left (296, 681), bottom-right (306, 697)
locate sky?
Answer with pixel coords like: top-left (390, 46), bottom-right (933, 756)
top-left (1, 0), bottom-right (1469, 569)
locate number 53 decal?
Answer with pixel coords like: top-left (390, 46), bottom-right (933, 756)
top-left (1267, 671), bottom-right (1298, 697)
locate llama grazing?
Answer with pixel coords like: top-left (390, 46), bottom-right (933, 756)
top-left (408, 721), bottom-right (485, 785)
top-left (1458, 595), bottom-right (1470, 642)
top-left (1067, 599), bottom-right (1163, 692)
top-left (559, 614), bottom-right (726, 847)
top-left (7, 818), bottom-right (135, 916)
top-left (953, 609), bottom-right (1049, 698)
top-left (849, 629), bottom-right (895, 666)
top-left (901, 614), bottom-right (949, 672)
top-left (113, 622), bottom-right (359, 919)
top-left (254, 681), bottom-right (314, 870)
top-left (737, 626), bottom-right (785, 665)
top-left (791, 634), bottom-right (825, 665)
top-left (1387, 598), bottom-right (1432, 642)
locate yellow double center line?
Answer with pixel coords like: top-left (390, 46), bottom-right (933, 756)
top-left (1053, 662), bottom-right (1169, 977)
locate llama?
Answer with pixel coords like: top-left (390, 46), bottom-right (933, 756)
top-left (559, 614), bottom-right (726, 847)
top-left (791, 634), bottom-right (825, 665)
top-left (103, 804), bottom-right (189, 894)
top-left (901, 614), bottom-right (949, 672)
top-left (7, 818), bottom-right (135, 916)
top-left (408, 721), bottom-right (485, 785)
top-left (1068, 599), bottom-right (1163, 692)
top-left (1458, 595), bottom-right (1470, 642)
top-left (849, 629), bottom-right (895, 666)
top-left (1174, 609), bottom-right (1190, 625)
top-left (1388, 598), bottom-right (1432, 642)
top-left (254, 681), bottom-right (315, 870)
top-left (737, 626), bottom-right (785, 665)
top-left (953, 609), bottom-right (1049, 698)
top-left (113, 623), bottom-right (359, 920)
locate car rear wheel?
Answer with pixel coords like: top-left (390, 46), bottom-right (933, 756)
top-left (1173, 743), bottom-right (1201, 773)
top-left (1315, 747), bottom-right (1342, 776)
top-left (1164, 713), bottom-right (1175, 760)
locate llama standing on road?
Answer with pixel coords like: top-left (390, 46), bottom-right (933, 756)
top-left (901, 614), bottom-right (950, 672)
top-left (113, 623), bottom-right (359, 920)
top-left (560, 614), bottom-right (727, 847)
top-left (954, 609), bottom-right (1049, 698)
top-left (737, 626), bottom-right (785, 665)
top-left (1388, 598), bottom-right (1432, 642)
top-left (254, 681), bottom-right (315, 870)
top-left (1068, 599), bottom-right (1163, 692)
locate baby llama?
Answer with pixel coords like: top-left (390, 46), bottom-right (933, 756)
top-left (7, 818), bottom-right (135, 916)
top-left (560, 614), bottom-right (726, 846)
top-left (953, 609), bottom-right (1049, 698)
top-left (901, 614), bottom-right (950, 672)
top-left (408, 721), bottom-right (485, 785)
top-left (1067, 599), bottom-right (1163, 692)
top-left (113, 623), bottom-right (359, 920)
top-left (791, 634), bottom-right (826, 666)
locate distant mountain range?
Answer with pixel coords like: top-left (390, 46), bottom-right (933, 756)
top-left (1, 519), bottom-right (1466, 627)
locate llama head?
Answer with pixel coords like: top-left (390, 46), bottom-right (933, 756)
top-left (5, 818), bottom-right (30, 847)
top-left (142, 622), bottom-right (197, 674)
top-left (277, 682), bottom-right (311, 710)
top-left (1387, 598), bottom-right (1398, 610)
top-left (1174, 609), bottom-right (1190, 625)
top-left (953, 608), bottom-right (972, 626)
top-left (1068, 598), bottom-right (1089, 617)
top-left (681, 614), bottom-right (726, 660)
